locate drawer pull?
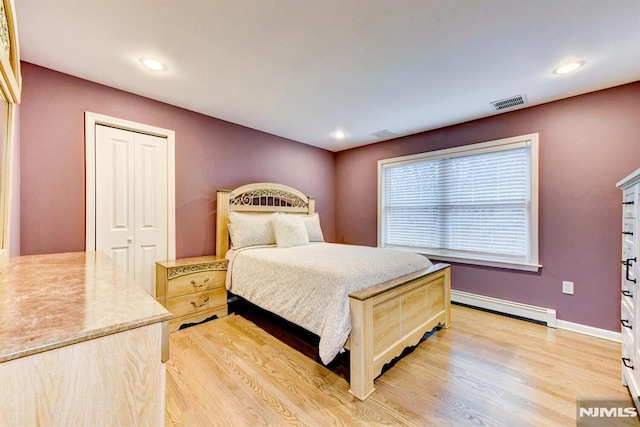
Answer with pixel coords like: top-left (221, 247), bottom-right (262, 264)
top-left (623, 231), bottom-right (634, 236)
top-left (621, 319), bottom-right (633, 329)
top-left (622, 258), bottom-right (637, 284)
top-left (623, 357), bottom-right (635, 370)
top-left (623, 201), bottom-right (635, 205)
top-left (622, 290), bottom-right (633, 298)
top-left (190, 296), bottom-right (210, 308)
top-left (190, 277), bottom-right (211, 287)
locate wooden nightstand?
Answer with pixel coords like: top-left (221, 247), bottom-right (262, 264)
top-left (156, 255), bottom-right (228, 332)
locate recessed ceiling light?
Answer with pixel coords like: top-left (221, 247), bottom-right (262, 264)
top-left (332, 130), bottom-right (346, 140)
top-left (140, 57), bottom-right (167, 72)
top-left (553, 61), bottom-right (585, 75)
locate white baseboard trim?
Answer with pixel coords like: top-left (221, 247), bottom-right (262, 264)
top-left (451, 290), bottom-right (621, 343)
top-left (556, 320), bottom-right (621, 343)
top-left (451, 290), bottom-right (557, 327)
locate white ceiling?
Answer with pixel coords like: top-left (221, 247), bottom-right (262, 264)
top-left (15, 0), bottom-right (640, 151)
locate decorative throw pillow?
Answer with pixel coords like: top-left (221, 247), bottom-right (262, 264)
top-left (272, 214), bottom-right (310, 248)
top-left (300, 213), bottom-right (325, 242)
top-left (227, 211), bottom-right (276, 248)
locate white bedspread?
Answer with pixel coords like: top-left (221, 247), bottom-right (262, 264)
top-left (226, 243), bottom-right (432, 364)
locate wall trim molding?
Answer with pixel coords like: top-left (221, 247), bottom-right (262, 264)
top-left (556, 320), bottom-right (621, 343)
top-left (451, 290), bottom-right (621, 342)
top-left (451, 289), bottom-right (557, 327)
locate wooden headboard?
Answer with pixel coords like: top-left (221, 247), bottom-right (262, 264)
top-left (216, 182), bottom-right (315, 256)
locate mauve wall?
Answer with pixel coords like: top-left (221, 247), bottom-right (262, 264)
top-left (336, 82), bottom-right (640, 331)
top-left (20, 62), bottom-right (335, 258)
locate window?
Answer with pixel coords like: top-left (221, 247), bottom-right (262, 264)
top-left (378, 133), bottom-right (540, 271)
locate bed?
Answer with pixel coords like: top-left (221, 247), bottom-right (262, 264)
top-left (216, 183), bottom-right (451, 400)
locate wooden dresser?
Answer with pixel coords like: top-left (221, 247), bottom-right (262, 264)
top-left (0, 252), bottom-right (171, 426)
top-left (156, 255), bottom-right (228, 332)
top-left (617, 168), bottom-right (640, 410)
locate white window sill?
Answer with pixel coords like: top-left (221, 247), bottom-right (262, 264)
top-left (383, 245), bottom-right (542, 272)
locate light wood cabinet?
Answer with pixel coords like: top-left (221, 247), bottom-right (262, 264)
top-left (0, 252), bottom-right (171, 426)
top-left (156, 256), bottom-right (228, 332)
top-left (1, 322), bottom-right (167, 426)
top-left (617, 168), bottom-right (640, 410)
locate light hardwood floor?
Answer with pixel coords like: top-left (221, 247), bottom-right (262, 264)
top-left (165, 304), bottom-right (634, 426)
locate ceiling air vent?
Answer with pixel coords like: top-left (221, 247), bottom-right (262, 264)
top-left (370, 129), bottom-right (398, 139)
top-left (490, 94), bottom-right (527, 111)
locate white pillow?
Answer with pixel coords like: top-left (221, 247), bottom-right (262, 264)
top-left (272, 214), bottom-right (310, 248)
top-left (227, 211), bottom-right (276, 248)
top-left (300, 213), bottom-right (325, 242)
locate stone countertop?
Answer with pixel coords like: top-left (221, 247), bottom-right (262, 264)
top-left (0, 252), bottom-right (171, 363)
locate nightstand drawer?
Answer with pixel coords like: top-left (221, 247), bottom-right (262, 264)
top-left (168, 270), bottom-right (225, 297)
top-left (156, 256), bottom-right (228, 331)
top-left (167, 287), bottom-right (227, 317)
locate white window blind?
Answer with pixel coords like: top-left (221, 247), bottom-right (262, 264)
top-left (379, 134), bottom-right (540, 271)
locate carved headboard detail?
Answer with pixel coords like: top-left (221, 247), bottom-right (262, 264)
top-left (216, 183), bottom-right (315, 256)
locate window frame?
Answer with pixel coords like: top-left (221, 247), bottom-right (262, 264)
top-left (377, 133), bottom-right (541, 272)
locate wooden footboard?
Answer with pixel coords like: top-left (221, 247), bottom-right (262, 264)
top-left (348, 263), bottom-right (451, 400)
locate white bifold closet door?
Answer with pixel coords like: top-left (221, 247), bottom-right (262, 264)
top-left (95, 124), bottom-right (168, 296)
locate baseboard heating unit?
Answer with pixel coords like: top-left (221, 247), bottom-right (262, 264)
top-left (451, 290), bottom-right (557, 327)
